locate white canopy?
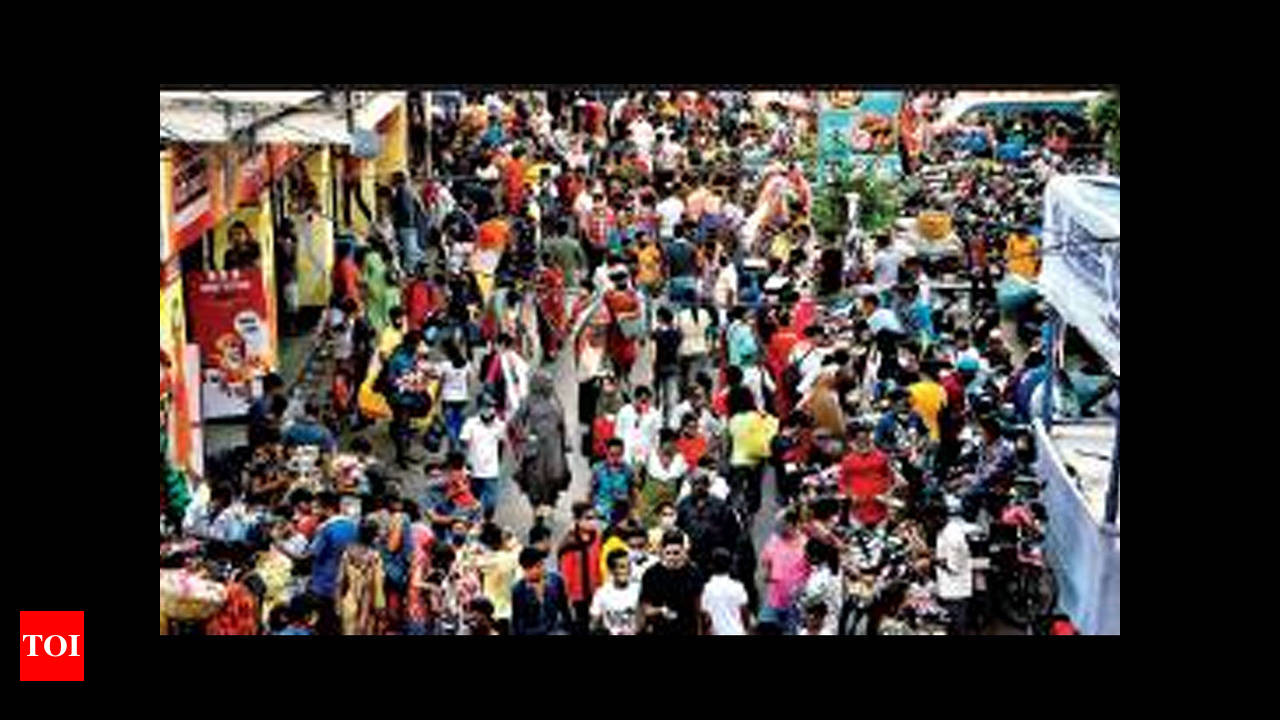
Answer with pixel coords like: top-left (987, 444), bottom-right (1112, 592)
top-left (160, 91), bottom-right (403, 145)
top-left (1039, 175), bottom-right (1120, 375)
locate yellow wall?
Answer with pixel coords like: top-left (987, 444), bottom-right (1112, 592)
top-left (375, 101), bottom-right (409, 185)
top-left (297, 146), bottom-right (334, 306)
top-left (161, 150), bottom-right (172, 262)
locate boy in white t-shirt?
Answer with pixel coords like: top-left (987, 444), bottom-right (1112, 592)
top-left (699, 547), bottom-right (750, 636)
top-left (590, 548), bottom-right (641, 635)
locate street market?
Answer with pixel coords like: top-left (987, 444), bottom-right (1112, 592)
top-left (160, 87), bottom-right (1120, 636)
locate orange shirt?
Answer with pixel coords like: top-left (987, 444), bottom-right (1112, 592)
top-left (675, 434), bottom-right (708, 469)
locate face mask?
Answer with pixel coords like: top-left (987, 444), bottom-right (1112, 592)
top-left (481, 411), bottom-right (495, 421)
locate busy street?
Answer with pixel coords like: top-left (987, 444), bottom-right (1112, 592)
top-left (160, 87), bottom-right (1120, 636)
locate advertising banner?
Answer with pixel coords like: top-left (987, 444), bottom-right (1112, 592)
top-left (816, 109), bottom-right (855, 185)
top-left (185, 268), bottom-right (274, 418)
top-left (171, 145), bottom-right (216, 254)
top-left (161, 259), bottom-right (192, 470)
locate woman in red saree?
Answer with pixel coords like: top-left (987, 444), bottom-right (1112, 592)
top-left (536, 254), bottom-right (568, 360)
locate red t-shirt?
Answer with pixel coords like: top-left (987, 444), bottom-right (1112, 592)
top-left (403, 281), bottom-right (431, 331)
top-left (675, 434), bottom-right (708, 469)
top-left (333, 258), bottom-right (361, 305)
top-left (940, 372), bottom-right (966, 424)
top-left (840, 449), bottom-right (892, 526)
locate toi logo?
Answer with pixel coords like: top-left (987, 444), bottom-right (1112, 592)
top-left (19, 611), bottom-right (83, 681)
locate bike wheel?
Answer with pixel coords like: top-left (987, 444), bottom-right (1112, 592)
top-left (997, 565), bottom-right (1056, 627)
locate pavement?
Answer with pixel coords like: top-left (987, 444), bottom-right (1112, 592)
top-left (203, 295), bottom-right (1028, 634)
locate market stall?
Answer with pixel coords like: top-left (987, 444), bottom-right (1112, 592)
top-left (1033, 174), bottom-right (1119, 635)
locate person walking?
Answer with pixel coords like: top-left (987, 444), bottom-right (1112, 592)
top-left (512, 370), bottom-right (572, 522)
top-left (306, 492), bottom-right (358, 636)
top-left (556, 501), bottom-right (604, 636)
top-left (511, 547), bottom-right (572, 636)
top-left (458, 395), bottom-right (507, 519)
top-left (392, 172), bottom-right (426, 273)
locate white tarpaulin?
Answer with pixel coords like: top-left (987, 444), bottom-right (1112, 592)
top-left (1035, 418), bottom-right (1120, 635)
top-left (1040, 175), bottom-right (1120, 375)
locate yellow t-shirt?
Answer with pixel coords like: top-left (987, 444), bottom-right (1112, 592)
top-left (1007, 233), bottom-right (1040, 280)
top-left (378, 327), bottom-right (403, 359)
top-left (636, 244), bottom-right (663, 287)
top-left (769, 232), bottom-right (793, 262)
top-left (909, 381), bottom-right (948, 441)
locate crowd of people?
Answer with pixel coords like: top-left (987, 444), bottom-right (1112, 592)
top-left (160, 89), bottom-right (1109, 636)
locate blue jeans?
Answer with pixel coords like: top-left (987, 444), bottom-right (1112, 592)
top-left (398, 227), bottom-right (423, 274)
top-left (760, 604), bottom-right (801, 635)
top-left (443, 401), bottom-right (467, 448)
top-left (471, 475), bottom-right (498, 518)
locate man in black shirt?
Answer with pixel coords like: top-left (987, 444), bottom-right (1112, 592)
top-left (638, 530), bottom-right (705, 636)
top-left (247, 373), bottom-right (285, 449)
top-left (676, 473), bottom-right (740, 574)
top-left (665, 222), bottom-right (700, 306)
top-left (651, 306), bottom-right (683, 421)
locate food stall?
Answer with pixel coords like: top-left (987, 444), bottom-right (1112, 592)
top-left (1033, 175), bottom-right (1119, 635)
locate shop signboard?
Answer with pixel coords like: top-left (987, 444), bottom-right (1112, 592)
top-left (233, 144), bottom-right (271, 208)
top-left (160, 258), bottom-right (192, 469)
top-left (816, 108), bottom-right (855, 186)
top-left (850, 91), bottom-right (903, 180)
top-left (185, 268), bottom-right (274, 418)
top-left (171, 145), bottom-right (215, 254)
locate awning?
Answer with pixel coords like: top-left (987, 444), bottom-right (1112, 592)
top-left (161, 91), bottom-right (353, 145)
top-left (354, 91), bottom-right (406, 130)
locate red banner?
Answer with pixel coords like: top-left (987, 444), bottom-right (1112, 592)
top-left (171, 146), bottom-right (215, 253)
top-left (235, 146), bottom-right (264, 207)
top-left (185, 268), bottom-right (274, 383)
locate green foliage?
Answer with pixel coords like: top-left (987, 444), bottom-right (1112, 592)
top-left (1088, 92), bottom-right (1120, 173)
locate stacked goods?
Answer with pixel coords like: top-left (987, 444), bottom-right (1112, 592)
top-left (917, 211), bottom-right (953, 241)
top-left (160, 568), bottom-right (227, 621)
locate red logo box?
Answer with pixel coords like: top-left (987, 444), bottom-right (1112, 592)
top-left (19, 611), bottom-right (84, 681)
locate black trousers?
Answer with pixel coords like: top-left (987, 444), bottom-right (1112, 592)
top-left (940, 597), bottom-right (971, 636)
top-left (572, 600), bottom-right (592, 636)
top-left (730, 464), bottom-right (764, 517)
top-left (306, 591), bottom-right (340, 637)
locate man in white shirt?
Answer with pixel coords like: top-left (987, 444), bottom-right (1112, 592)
top-left (792, 326), bottom-right (832, 399)
top-left (656, 186), bottom-right (685, 241)
top-left (629, 116), bottom-right (656, 156)
top-left (459, 396), bottom-right (507, 518)
top-left (935, 495), bottom-right (975, 635)
top-left (590, 548), bottom-right (642, 635)
top-left (872, 234), bottom-right (902, 291)
top-left (676, 305), bottom-right (714, 388)
top-left (496, 332), bottom-right (531, 418)
top-left (614, 385), bottom-right (663, 467)
top-left (700, 547), bottom-right (750, 635)
top-left (712, 255), bottom-right (738, 325)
